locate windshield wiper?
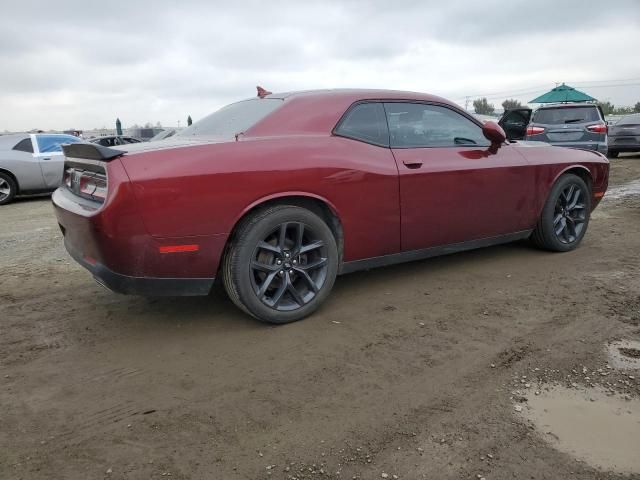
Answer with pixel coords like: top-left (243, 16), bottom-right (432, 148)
top-left (564, 118), bottom-right (584, 124)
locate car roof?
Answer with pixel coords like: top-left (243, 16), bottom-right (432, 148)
top-left (246, 88), bottom-right (463, 137)
top-left (265, 88), bottom-right (452, 104)
top-left (536, 103), bottom-right (599, 109)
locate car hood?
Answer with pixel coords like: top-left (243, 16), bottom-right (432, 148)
top-left (114, 136), bottom-right (234, 155)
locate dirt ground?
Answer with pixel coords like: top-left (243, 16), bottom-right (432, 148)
top-left (1, 155), bottom-right (640, 480)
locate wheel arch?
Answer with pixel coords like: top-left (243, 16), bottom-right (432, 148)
top-left (535, 165), bottom-right (593, 220)
top-left (553, 165), bottom-right (593, 190)
top-left (220, 193), bottom-right (345, 275)
top-left (0, 168), bottom-right (19, 193)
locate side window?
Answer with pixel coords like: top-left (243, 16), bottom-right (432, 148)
top-left (12, 138), bottom-right (34, 153)
top-left (335, 102), bottom-right (389, 146)
top-left (384, 103), bottom-right (490, 148)
top-left (36, 135), bottom-right (81, 153)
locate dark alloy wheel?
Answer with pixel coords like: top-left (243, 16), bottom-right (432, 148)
top-left (250, 222), bottom-right (329, 311)
top-left (531, 173), bottom-right (591, 252)
top-left (223, 205), bottom-right (338, 323)
top-left (0, 172), bottom-right (17, 205)
top-left (552, 183), bottom-right (587, 244)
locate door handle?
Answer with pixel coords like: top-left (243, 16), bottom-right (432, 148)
top-left (403, 160), bottom-right (423, 169)
top-left (42, 157), bottom-right (51, 161)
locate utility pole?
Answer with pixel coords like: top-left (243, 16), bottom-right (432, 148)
top-left (464, 96), bottom-right (470, 111)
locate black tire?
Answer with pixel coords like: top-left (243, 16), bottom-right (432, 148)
top-left (0, 172), bottom-right (17, 205)
top-left (608, 150), bottom-right (619, 158)
top-left (222, 205), bottom-right (338, 324)
top-left (530, 174), bottom-right (591, 252)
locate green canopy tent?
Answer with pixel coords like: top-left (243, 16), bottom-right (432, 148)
top-left (529, 83), bottom-right (597, 104)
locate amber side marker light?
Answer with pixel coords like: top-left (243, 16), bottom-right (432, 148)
top-left (594, 192), bottom-right (605, 198)
top-left (159, 245), bottom-right (200, 254)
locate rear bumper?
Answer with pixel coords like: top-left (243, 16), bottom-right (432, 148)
top-left (608, 141), bottom-right (640, 152)
top-left (52, 179), bottom-right (223, 297)
top-left (64, 238), bottom-right (215, 296)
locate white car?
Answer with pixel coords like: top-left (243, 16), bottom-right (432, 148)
top-left (0, 133), bottom-right (84, 205)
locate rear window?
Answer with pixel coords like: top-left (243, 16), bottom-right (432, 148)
top-left (533, 106), bottom-right (601, 125)
top-left (177, 98), bottom-right (283, 138)
top-left (617, 114), bottom-right (640, 125)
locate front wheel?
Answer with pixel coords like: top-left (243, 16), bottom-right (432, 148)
top-left (223, 205), bottom-right (338, 324)
top-left (530, 174), bottom-right (591, 252)
top-left (0, 172), bottom-right (17, 205)
top-left (608, 150), bottom-right (619, 159)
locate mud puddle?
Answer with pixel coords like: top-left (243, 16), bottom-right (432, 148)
top-left (520, 385), bottom-right (640, 474)
top-left (604, 179), bottom-right (640, 200)
top-left (607, 340), bottom-right (640, 370)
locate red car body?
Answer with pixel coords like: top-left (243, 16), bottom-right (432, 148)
top-left (53, 89), bottom-right (609, 298)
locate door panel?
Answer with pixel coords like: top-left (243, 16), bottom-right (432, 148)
top-left (392, 146), bottom-right (533, 251)
top-left (8, 150), bottom-right (47, 190)
top-left (382, 102), bottom-right (534, 252)
top-left (37, 152), bottom-right (65, 188)
top-left (34, 134), bottom-right (81, 189)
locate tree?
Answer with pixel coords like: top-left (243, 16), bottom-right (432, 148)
top-left (634, 102), bottom-right (640, 113)
top-left (613, 106), bottom-right (633, 115)
top-left (473, 98), bottom-right (495, 115)
top-left (502, 99), bottom-right (522, 110)
top-left (187, 115), bottom-right (193, 126)
top-left (598, 101), bottom-right (615, 116)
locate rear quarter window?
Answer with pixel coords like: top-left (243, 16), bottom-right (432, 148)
top-left (533, 106), bottom-right (601, 125)
top-left (12, 138), bottom-right (34, 153)
top-left (334, 102), bottom-right (389, 146)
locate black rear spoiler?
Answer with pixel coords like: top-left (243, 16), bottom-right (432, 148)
top-left (62, 143), bottom-right (126, 161)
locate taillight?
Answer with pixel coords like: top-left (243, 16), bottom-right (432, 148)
top-left (65, 168), bottom-right (108, 203)
top-left (586, 123), bottom-right (607, 134)
top-left (63, 168), bottom-right (73, 188)
top-left (526, 126), bottom-right (545, 136)
top-left (78, 173), bottom-right (107, 201)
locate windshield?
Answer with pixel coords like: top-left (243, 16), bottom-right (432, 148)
top-left (176, 98), bottom-right (283, 138)
top-left (533, 106), bottom-right (600, 125)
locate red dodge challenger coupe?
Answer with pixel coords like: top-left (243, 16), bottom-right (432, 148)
top-left (53, 88), bottom-right (609, 323)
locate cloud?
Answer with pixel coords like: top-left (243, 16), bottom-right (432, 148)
top-left (0, 0), bottom-right (639, 130)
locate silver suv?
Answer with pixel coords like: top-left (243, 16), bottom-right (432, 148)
top-left (499, 103), bottom-right (608, 155)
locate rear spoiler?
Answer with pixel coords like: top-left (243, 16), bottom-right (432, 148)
top-left (62, 143), bottom-right (126, 161)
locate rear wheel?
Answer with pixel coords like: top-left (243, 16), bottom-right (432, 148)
top-left (531, 174), bottom-right (591, 252)
top-left (0, 172), bottom-right (17, 205)
top-left (608, 150), bottom-right (619, 158)
top-left (223, 205), bottom-right (338, 324)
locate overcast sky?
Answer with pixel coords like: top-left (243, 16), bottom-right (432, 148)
top-left (1, 0), bottom-right (639, 131)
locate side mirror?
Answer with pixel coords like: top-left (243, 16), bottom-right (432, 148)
top-left (482, 121), bottom-right (506, 148)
